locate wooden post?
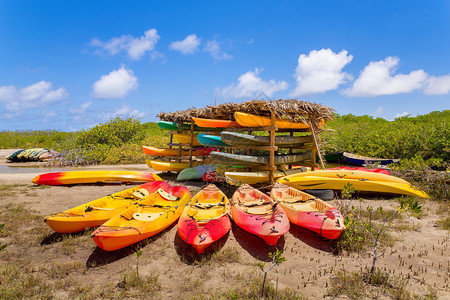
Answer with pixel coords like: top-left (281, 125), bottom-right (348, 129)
top-left (269, 111), bottom-right (276, 184)
top-left (189, 121), bottom-right (194, 167)
top-left (310, 125), bottom-right (325, 170)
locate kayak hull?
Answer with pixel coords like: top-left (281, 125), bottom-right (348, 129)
top-left (221, 131), bottom-right (313, 147)
top-left (147, 160), bottom-right (203, 172)
top-left (343, 152), bottom-right (399, 166)
top-left (234, 112), bottom-right (318, 129)
top-left (192, 117), bottom-right (242, 128)
top-left (142, 146), bottom-right (215, 157)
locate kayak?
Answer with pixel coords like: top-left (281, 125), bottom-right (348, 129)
top-left (210, 151), bottom-right (312, 166)
top-left (44, 181), bottom-right (169, 233)
top-left (158, 121), bottom-right (192, 131)
top-left (177, 184), bottom-right (231, 253)
top-left (289, 169), bottom-right (407, 184)
top-left (225, 168), bottom-right (306, 185)
top-left (91, 184), bottom-right (191, 251)
top-left (278, 173), bottom-right (428, 198)
top-left (234, 112), bottom-right (321, 129)
top-left (32, 171), bottom-right (162, 186)
top-left (173, 133), bottom-right (202, 146)
top-left (328, 166), bottom-right (390, 175)
top-left (231, 184), bottom-right (290, 245)
top-left (197, 134), bottom-right (229, 147)
top-left (192, 117), bottom-right (242, 128)
top-left (142, 146), bottom-right (215, 157)
top-left (221, 131), bottom-right (313, 147)
top-left (177, 164), bottom-right (217, 181)
top-left (147, 160), bottom-right (203, 172)
top-left (271, 183), bottom-right (345, 239)
top-left (343, 152), bottom-right (400, 166)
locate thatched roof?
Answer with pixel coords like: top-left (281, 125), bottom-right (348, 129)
top-left (157, 99), bottom-right (334, 128)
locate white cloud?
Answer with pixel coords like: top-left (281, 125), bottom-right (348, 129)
top-left (216, 68), bottom-right (288, 98)
top-left (99, 104), bottom-right (144, 121)
top-left (373, 106), bottom-right (383, 117)
top-left (169, 34), bottom-right (201, 54)
top-left (93, 66), bottom-right (138, 99)
top-left (0, 81), bottom-right (68, 112)
top-left (69, 101), bottom-right (93, 114)
top-left (394, 112), bottom-right (410, 119)
top-left (91, 29), bottom-right (160, 60)
top-left (344, 57), bottom-right (428, 97)
top-left (423, 74), bottom-right (450, 95)
top-left (204, 40), bottom-right (232, 60)
top-left (291, 49), bottom-right (353, 96)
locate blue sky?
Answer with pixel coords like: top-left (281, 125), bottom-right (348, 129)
top-left (0, 1), bottom-right (449, 131)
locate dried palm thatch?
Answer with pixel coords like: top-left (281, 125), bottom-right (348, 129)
top-left (157, 99), bottom-right (334, 129)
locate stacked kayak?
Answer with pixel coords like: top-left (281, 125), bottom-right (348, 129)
top-left (32, 171), bottom-right (162, 186)
top-left (192, 117), bottom-right (242, 128)
top-left (147, 160), bottom-right (203, 172)
top-left (44, 181), bottom-right (169, 233)
top-left (271, 183), bottom-right (345, 239)
top-left (221, 131), bottom-right (313, 147)
top-left (7, 148), bottom-right (59, 162)
top-left (177, 184), bottom-right (231, 253)
top-left (225, 168), bottom-right (307, 185)
top-left (142, 146), bottom-right (215, 157)
top-left (234, 112), bottom-right (323, 129)
top-left (210, 151), bottom-right (312, 166)
top-left (173, 133), bottom-right (203, 146)
top-left (328, 166), bottom-right (390, 175)
top-left (278, 169), bottom-right (428, 198)
top-left (158, 121), bottom-right (194, 131)
top-left (197, 134), bottom-right (229, 147)
top-left (231, 184), bottom-right (289, 245)
top-left (91, 183), bottom-right (191, 251)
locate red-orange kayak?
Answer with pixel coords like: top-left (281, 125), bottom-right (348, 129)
top-left (192, 117), bottom-right (242, 128)
top-left (32, 171), bottom-right (162, 186)
top-left (142, 146), bottom-right (215, 157)
top-left (231, 184), bottom-right (290, 245)
top-left (271, 183), bottom-right (345, 239)
top-left (177, 184), bottom-right (231, 253)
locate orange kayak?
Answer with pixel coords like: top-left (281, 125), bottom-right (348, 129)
top-left (231, 184), bottom-right (290, 245)
top-left (91, 184), bottom-right (191, 251)
top-left (142, 146), bottom-right (215, 157)
top-left (32, 171), bottom-right (162, 186)
top-left (177, 184), bottom-right (231, 253)
top-left (271, 183), bottom-right (345, 239)
top-left (192, 117), bottom-right (242, 128)
top-left (234, 112), bottom-right (324, 129)
top-left (44, 181), bottom-right (169, 233)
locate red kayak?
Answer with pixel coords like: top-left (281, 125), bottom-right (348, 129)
top-left (231, 184), bottom-right (289, 245)
top-left (328, 166), bottom-right (390, 175)
top-left (177, 184), bottom-right (231, 253)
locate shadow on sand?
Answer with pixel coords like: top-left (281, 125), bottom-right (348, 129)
top-left (288, 223), bottom-right (335, 253)
top-left (231, 223), bottom-right (285, 262)
top-left (40, 229), bottom-right (95, 246)
top-left (174, 230), bottom-right (230, 265)
top-left (85, 223), bottom-right (177, 268)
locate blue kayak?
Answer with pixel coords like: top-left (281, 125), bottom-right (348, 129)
top-left (197, 134), bottom-right (229, 146)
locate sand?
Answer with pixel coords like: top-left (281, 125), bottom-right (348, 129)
top-left (0, 149), bottom-right (448, 299)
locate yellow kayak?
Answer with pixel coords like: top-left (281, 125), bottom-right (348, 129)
top-left (44, 181), bottom-right (169, 233)
top-left (225, 169), bottom-right (306, 185)
top-left (172, 133), bottom-right (202, 146)
top-left (91, 184), bottom-right (191, 251)
top-left (234, 112), bottom-right (323, 129)
top-left (296, 169), bottom-right (409, 184)
top-left (278, 175), bottom-right (428, 198)
top-left (147, 160), bottom-right (203, 172)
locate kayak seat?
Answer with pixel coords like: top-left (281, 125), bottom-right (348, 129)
top-left (133, 212), bottom-right (164, 221)
top-left (291, 200), bottom-right (316, 211)
top-left (194, 202), bottom-right (224, 209)
top-left (133, 188), bottom-right (150, 199)
top-left (242, 203), bottom-right (273, 215)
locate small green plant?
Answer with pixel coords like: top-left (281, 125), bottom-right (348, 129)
top-left (135, 248), bottom-right (143, 280)
top-left (341, 182), bottom-right (356, 199)
top-left (257, 249), bottom-right (286, 297)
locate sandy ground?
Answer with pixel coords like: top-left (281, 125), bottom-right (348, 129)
top-left (0, 149), bottom-right (449, 299)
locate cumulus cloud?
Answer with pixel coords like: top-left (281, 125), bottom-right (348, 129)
top-left (216, 68), bottom-right (288, 98)
top-left (423, 74), bottom-right (450, 95)
top-left (394, 112), bottom-right (411, 119)
top-left (291, 49), bottom-right (353, 96)
top-left (204, 40), bottom-right (232, 60)
top-left (169, 34), bottom-right (201, 54)
top-left (0, 81), bottom-right (68, 112)
top-left (93, 66), bottom-right (138, 99)
top-left (344, 57), bottom-right (428, 97)
top-left (69, 101), bottom-right (93, 114)
top-left (91, 29), bottom-right (160, 60)
top-left (373, 106), bottom-right (383, 117)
